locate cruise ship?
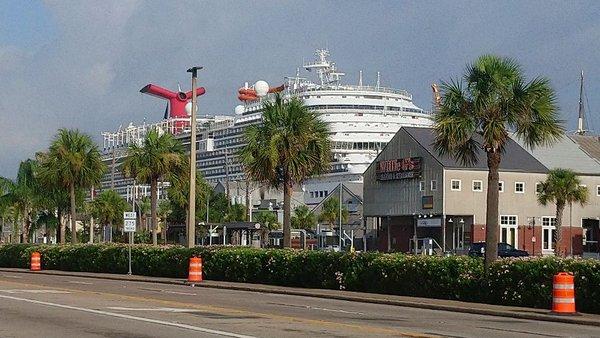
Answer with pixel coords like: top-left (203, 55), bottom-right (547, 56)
top-left (99, 49), bottom-right (433, 205)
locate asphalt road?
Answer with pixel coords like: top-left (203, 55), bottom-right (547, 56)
top-left (0, 273), bottom-right (598, 338)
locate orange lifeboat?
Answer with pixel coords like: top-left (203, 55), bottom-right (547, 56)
top-left (237, 84), bottom-right (285, 102)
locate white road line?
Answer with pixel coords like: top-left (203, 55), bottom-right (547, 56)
top-left (1, 274), bottom-right (23, 279)
top-left (0, 289), bottom-right (71, 294)
top-left (107, 307), bottom-right (202, 313)
top-left (163, 290), bottom-right (197, 296)
top-left (67, 281), bottom-right (93, 285)
top-left (0, 294), bottom-right (255, 338)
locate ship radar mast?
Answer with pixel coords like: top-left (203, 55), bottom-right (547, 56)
top-left (303, 49), bottom-right (345, 85)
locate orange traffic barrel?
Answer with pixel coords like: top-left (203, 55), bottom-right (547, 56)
top-left (552, 272), bottom-right (576, 314)
top-left (30, 252), bottom-right (41, 271)
top-left (188, 256), bottom-right (203, 284)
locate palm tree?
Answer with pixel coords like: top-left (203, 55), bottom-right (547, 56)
top-left (292, 205), bottom-right (317, 230)
top-left (39, 129), bottom-right (106, 244)
top-left (0, 160), bottom-right (41, 243)
top-left (123, 129), bottom-right (185, 245)
top-left (158, 199), bottom-right (173, 244)
top-left (225, 203), bottom-right (246, 222)
top-left (538, 168), bottom-right (588, 256)
top-left (319, 197), bottom-right (349, 230)
top-left (240, 95), bottom-right (330, 247)
top-left (167, 170), bottom-right (210, 232)
top-left (137, 197), bottom-right (151, 231)
top-left (255, 210), bottom-right (280, 247)
top-left (91, 190), bottom-right (129, 235)
top-left (434, 55), bottom-right (563, 267)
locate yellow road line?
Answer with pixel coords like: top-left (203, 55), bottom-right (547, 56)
top-left (0, 277), bottom-right (438, 338)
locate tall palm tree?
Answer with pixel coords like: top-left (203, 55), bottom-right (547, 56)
top-left (39, 129), bottom-right (106, 244)
top-left (158, 199), bottom-right (173, 244)
top-left (538, 168), bottom-right (588, 256)
top-left (434, 55), bottom-right (563, 267)
top-left (0, 160), bottom-right (41, 243)
top-left (91, 190), bottom-right (129, 235)
top-left (292, 205), bottom-right (317, 230)
top-left (167, 169), bottom-right (210, 241)
top-left (240, 95), bottom-right (330, 247)
top-left (123, 129), bottom-right (185, 245)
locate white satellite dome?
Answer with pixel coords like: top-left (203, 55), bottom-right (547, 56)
top-left (254, 80), bottom-right (269, 97)
top-left (185, 101), bottom-right (198, 115)
top-left (234, 105), bottom-right (245, 115)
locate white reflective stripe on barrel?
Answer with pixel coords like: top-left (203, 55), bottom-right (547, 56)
top-left (189, 264), bottom-right (202, 268)
top-left (189, 272), bottom-right (202, 276)
top-left (553, 283), bottom-right (574, 290)
top-left (553, 297), bottom-right (575, 303)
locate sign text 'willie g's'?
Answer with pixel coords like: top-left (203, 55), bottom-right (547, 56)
top-left (376, 157), bottom-right (422, 181)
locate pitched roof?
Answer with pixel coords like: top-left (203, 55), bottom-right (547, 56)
top-left (512, 134), bottom-right (600, 175)
top-left (569, 134), bottom-right (600, 163)
top-left (402, 127), bottom-right (548, 173)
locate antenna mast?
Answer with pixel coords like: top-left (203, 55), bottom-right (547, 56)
top-left (577, 70), bottom-right (585, 135)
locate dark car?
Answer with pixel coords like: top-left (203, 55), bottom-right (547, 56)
top-left (468, 242), bottom-right (529, 258)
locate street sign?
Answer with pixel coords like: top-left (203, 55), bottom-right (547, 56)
top-left (124, 212), bottom-right (136, 220)
top-left (124, 219), bottom-right (136, 232)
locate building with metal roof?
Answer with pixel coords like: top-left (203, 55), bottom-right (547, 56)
top-left (363, 127), bottom-right (600, 257)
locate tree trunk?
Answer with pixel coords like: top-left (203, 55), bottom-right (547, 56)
top-left (57, 209), bottom-right (65, 244)
top-left (283, 179), bottom-right (292, 248)
top-left (21, 213), bottom-right (28, 244)
top-left (555, 201), bottom-right (565, 257)
top-left (70, 183), bottom-right (78, 244)
top-left (90, 216), bottom-right (94, 244)
top-left (151, 178), bottom-right (158, 246)
top-left (484, 151), bottom-right (501, 269)
top-left (245, 179), bottom-right (251, 221)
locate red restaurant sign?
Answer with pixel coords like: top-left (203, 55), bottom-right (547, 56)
top-left (376, 157), bottom-right (422, 181)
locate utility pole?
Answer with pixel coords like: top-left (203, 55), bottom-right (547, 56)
top-left (186, 66), bottom-right (202, 248)
top-left (90, 186), bottom-right (94, 244)
top-left (225, 147), bottom-right (230, 208)
top-left (338, 182), bottom-right (343, 250)
top-left (577, 70), bottom-right (585, 135)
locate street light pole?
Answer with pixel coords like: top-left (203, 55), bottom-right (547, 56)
top-left (186, 66), bottom-right (202, 248)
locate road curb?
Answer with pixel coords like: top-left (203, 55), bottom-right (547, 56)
top-left (1, 268), bottom-right (598, 327)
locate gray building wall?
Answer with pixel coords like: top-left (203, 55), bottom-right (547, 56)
top-left (364, 128), bottom-right (444, 217)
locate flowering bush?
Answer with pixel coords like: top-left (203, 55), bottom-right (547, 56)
top-left (1, 244), bottom-right (599, 313)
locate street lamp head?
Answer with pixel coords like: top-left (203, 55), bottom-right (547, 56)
top-left (187, 66), bottom-right (203, 77)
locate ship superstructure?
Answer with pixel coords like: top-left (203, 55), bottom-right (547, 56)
top-left (209, 49), bottom-right (433, 204)
top-left (99, 49), bottom-right (433, 206)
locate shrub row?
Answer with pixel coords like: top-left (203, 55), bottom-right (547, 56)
top-left (1, 244), bottom-right (599, 313)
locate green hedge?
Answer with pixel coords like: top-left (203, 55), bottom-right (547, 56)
top-left (1, 244), bottom-right (599, 313)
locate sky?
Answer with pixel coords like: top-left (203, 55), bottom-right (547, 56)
top-left (1, 1), bottom-right (600, 177)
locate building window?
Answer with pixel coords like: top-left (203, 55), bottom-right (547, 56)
top-left (536, 183), bottom-right (543, 194)
top-left (515, 182), bottom-right (525, 194)
top-left (499, 181), bottom-right (504, 192)
top-left (451, 179), bottom-right (461, 191)
top-left (472, 180), bottom-right (483, 192)
top-left (542, 216), bottom-right (556, 254)
top-left (500, 215), bottom-right (518, 246)
top-left (419, 181), bottom-right (425, 191)
top-left (431, 180), bottom-right (437, 191)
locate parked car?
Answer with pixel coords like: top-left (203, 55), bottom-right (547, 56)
top-left (468, 242), bottom-right (529, 258)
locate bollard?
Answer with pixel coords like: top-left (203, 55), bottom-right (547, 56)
top-left (30, 252), bottom-right (41, 271)
top-left (552, 272), bottom-right (576, 315)
top-left (187, 256), bottom-right (203, 285)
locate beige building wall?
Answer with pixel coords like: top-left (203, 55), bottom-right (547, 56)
top-left (444, 169), bottom-right (600, 227)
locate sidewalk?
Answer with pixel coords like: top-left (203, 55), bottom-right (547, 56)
top-left (1, 267), bottom-right (599, 327)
